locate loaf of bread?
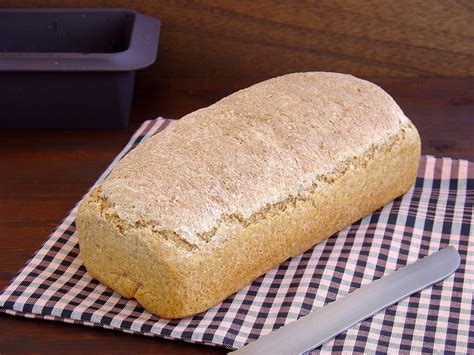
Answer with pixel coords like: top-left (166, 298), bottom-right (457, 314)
top-left (76, 72), bottom-right (421, 318)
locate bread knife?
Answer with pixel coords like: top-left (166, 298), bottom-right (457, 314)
top-left (230, 246), bottom-right (460, 354)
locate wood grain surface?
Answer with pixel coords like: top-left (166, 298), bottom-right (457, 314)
top-left (0, 77), bottom-right (473, 353)
top-left (0, 0), bottom-right (473, 86)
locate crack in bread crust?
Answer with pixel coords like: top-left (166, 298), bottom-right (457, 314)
top-left (88, 121), bottom-right (414, 252)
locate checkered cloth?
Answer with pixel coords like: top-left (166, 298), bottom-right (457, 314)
top-left (1, 118), bottom-right (473, 353)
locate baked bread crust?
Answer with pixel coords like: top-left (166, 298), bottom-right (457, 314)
top-left (76, 72), bottom-right (421, 318)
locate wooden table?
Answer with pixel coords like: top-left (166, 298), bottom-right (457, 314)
top-left (0, 78), bottom-right (472, 353)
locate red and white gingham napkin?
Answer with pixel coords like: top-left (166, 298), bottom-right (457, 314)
top-left (1, 118), bottom-right (473, 352)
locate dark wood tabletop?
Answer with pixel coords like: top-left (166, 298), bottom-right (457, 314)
top-left (0, 78), bottom-right (473, 353)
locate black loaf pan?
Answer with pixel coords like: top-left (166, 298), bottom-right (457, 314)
top-left (0, 8), bottom-right (160, 129)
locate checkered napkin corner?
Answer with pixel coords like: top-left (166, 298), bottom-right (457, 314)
top-left (1, 117), bottom-right (473, 353)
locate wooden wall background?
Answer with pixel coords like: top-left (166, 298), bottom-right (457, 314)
top-left (1, 0), bottom-right (473, 89)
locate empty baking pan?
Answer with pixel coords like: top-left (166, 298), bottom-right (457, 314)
top-left (0, 8), bottom-right (160, 128)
